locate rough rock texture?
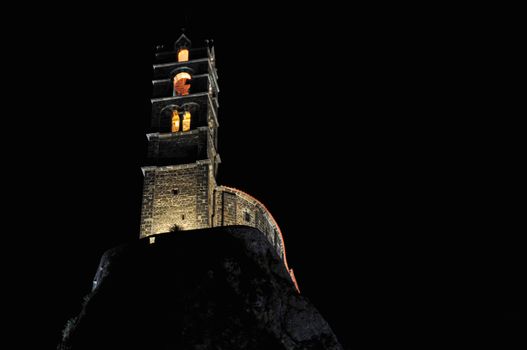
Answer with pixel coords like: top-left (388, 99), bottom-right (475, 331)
top-left (59, 226), bottom-right (343, 349)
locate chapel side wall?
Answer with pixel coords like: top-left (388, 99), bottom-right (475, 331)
top-left (214, 186), bottom-right (285, 261)
top-left (140, 163), bottom-right (211, 238)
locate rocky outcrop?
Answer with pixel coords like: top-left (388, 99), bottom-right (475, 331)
top-left (59, 226), bottom-right (342, 349)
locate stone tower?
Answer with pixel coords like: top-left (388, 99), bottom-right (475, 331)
top-left (139, 34), bottom-right (298, 290)
top-left (140, 33), bottom-right (220, 237)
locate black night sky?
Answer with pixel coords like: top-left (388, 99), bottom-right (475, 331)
top-left (7, 4), bottom-right (522, 349)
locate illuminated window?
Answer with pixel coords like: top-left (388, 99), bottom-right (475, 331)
top-left (178, 48), bottom-right (189, 62)
top-left (173, 72), bottom-right (191, 96)
top-left (182, 111), bottom-right (191, 132)
top-left (171, 111), bottom-right (180, 132)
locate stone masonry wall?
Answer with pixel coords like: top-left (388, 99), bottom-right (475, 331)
top-left (147, 128), bottom-right (209, 165)
top-left (217, 191), bottom-right (237, 226)
top-left (140, 162), bottom-right (212, 238)
top-left (139, 169), bottom-right (156, 237)
top-left (214, 186), bottom-right (286, 263)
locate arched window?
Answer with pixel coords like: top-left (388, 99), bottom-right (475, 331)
top-left (173, 72), bottom-right (191, 96)
top-left (177, 48), bottom-right (189, 62)
top-left (182, 111), bottom-right (191, 132)
top-left (171, 111), bottom-right (180, 132)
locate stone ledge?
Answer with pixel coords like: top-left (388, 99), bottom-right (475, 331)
top-left (141, 160), bottom-right (212, 175)
top-left (146, 126), bottom-right (208, 140)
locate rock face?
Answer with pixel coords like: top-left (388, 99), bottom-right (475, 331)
top-left (59, 226), bottom-right (343, 349)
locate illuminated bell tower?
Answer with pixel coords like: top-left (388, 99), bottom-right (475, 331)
top-left (140, 33), bottom-right (220, 238)
top-left (138, 34), bottom-right (298, 290)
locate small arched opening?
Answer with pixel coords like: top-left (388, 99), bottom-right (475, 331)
top-left (159, 105), bottom-right (180, 133)
top-left (173, 72), bottom-right (191, 96)
top-left (170, 67), bottom-right (194, 97)
top-left (177, 48), bottom-right (189, 62)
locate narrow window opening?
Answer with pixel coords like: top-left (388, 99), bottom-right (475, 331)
top-left (182, 111), bottom-right (191, 132)
top-left (171, 111), bottom-right (180, 132)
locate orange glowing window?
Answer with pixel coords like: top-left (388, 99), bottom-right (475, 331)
top-left (174, 72), bottom-right (191, 96)
top-left (171, 111), bottom-right (180, 132)
top-left (178, 48), bottom-right (189, 62)
top-left (182, 111), bottom-right (191, 132)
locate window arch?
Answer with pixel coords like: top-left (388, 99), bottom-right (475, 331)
top-left (159, 105), bottom-right (180, 133)
top-left (173, 72), bottom-right (191, 96)
top-left (171, 111), bottom-right (180, 132)
top-left (181, 102), bottom-right (200, 113)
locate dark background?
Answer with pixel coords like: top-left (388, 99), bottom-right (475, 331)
top-left (4, 4), bottom-right (522, 349)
